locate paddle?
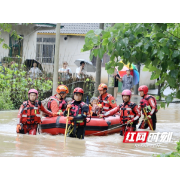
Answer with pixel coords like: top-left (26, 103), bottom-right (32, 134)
top-left (64, 108), bottom-right (70, 143)
top-left (143, 108), bottom-right (153, 131)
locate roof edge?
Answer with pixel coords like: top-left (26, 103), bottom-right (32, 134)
top-left (35, 23), bottom-right (64, 28)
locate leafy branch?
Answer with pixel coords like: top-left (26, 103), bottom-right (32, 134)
top-left (82, 23), bottom-right (180, 108)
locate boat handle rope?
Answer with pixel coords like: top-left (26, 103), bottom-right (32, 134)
top-left (87, 123), bottom-right (127, 136)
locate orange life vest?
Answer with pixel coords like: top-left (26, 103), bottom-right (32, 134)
top-left (47, 96), bottom-right (67, 112)
top-left (20, 100), bottom-right (41, 124)
top-left (120, 102), bottom-right (137, 123)
top-left (98, 94), bottom-right (112, 113)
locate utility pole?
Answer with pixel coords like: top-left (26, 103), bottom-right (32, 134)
top-left (94, 23), bottom-right (104, 97)
top-left (52, 23), bottom-right (61, 95)
top-left (106, 23), bottom-right (115, 96)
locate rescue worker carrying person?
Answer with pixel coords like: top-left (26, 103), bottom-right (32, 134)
top-left (99, 89), bottom-right (141, 136)
top-left (16, 89), bottom-right (57, 135)
top-left (47, 85), bottom-right (69, 115)
top-left (63, 87), bottom-right (89, 139)
top-left (138, 85), bottom-right (158, 130)
top-left (98, 83), bottom-right (117, 114)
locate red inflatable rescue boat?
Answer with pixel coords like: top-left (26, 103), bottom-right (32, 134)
top-left (40, 115), bottom-right (121, 136)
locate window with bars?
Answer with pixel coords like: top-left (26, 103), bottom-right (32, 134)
top-left (36, 37), bottom-right (55, 63)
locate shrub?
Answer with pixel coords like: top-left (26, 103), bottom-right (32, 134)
top-left (0, 90), bottom-right (14, 110)
top-left (0, 63), bottom-right (53, 110)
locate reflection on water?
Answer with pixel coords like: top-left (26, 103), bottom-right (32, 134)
top-left (0, 95), bottom-right (180, 157)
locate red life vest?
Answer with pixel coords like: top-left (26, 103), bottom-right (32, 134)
top-left (98, 94), bottom-right (112, 113)
top-left (120, 102), bottom-right (138, 123)
top-left (143, 95), bottom-right (158, 113)
top-left (20, 100), bottom-right (41, 125)
top-left (70, 100), bottom-right (86, 125)
top-left (47, 96), bottom-right (67, 112)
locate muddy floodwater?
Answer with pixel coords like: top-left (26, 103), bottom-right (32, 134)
top-left (0, 95), bottom-right (180, 157)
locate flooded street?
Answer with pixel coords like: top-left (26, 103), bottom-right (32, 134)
top-left (0, 95), bottom-right (180, 157)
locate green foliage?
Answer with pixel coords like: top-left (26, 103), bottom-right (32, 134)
top-left (153, 140), bottom-right (180, 157)
top-left (0, 90), bottom-right (14, 110)
top-left (82, 23), bottom-right (180, 107)
top-left (0, 63), bottom-right (52, 110)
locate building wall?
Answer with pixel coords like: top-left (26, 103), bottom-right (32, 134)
top-left (139, 65), bottom-right (156, 87)
top-left (37, 34), bottom-right (91, 73)
top-left (23, 32), bottom-right (37, 61)
top-left (0, 32), bottom-right (9, 61)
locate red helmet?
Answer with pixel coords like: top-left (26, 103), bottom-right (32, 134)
top-left (28, 89), bottom-right (38, 98)
top-left (56, 85), bottom-right (69, 94)
top-left (122, 89), bottom-right (132, 99)
top-left (73, 87), bottom-right (84, 95)
top-left (98, 83), bottom-right (108, 91)
top-left (138, 85), bottom-right (148, 95)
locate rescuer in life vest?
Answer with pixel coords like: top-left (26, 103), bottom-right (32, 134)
top-left (98, 83), bottom-right (117, 114)
top-left (63, 87), bottom-right (89, 139)
top-left (16, 89), bottom-right (57, 135)
top-left (47, 85), bottom-right (69, 115)
top-left (138, 85), bottom-right (158, 130)
top-left (99, 89), bottom-right (141, 136)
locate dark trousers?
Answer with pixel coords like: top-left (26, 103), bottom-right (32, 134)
top-left (139, 113), bottom-right (157, 130)
top-left (120, 123), bottom-right (136, 136)
top-left (67, 124), bottom-right (85, 139)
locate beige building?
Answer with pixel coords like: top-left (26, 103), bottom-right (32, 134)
top-left (0, 23), bottom-right (56, 62)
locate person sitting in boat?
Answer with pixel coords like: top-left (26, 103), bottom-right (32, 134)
top-left (63, 87), bottom-right (89, 139)
top-left (16, 89), bottom-right (57, 135)
top-left (98, 83), bottom-right (117, 114)
top-left (138, 85), bottom-right (158, 130)
top-left (89, 97), bottom-right (102, 116)
top-left (47, 85), bottom-right (69, 115)
top-left (99, 89), bottom-right (141, 136)
top-left (65, 97), bottom-right (73, 105)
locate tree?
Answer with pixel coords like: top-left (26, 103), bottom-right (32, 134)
top-left (94, 23), bottom-right (104, 96)
top-left (82, 23), bottom-right (180, 108)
